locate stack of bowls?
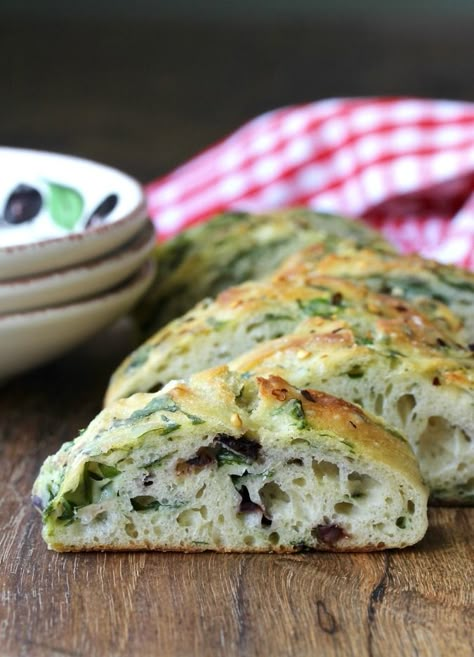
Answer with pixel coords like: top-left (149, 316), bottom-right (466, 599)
top-left (0, 147), bottom-right (156, 381)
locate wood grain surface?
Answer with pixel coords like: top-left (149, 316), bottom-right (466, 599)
top-left (0, 16), bottom-right (473, 657)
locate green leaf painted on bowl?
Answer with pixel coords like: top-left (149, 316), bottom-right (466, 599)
top-left (46, 182), bottom-right (84, 230)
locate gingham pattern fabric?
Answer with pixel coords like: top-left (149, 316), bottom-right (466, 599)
top-left (146, 97), bottom-right (474, 269)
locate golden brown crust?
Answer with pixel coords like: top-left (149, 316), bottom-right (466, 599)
top-left (106, 273), bottom-right (468, 405)
top-left (276, 242), bottom-right (474, 287)
top-left (274, 243), bottom-right (473, 338)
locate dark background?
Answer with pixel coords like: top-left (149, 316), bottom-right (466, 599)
top-left (1, 3), bottom-right (474, 183)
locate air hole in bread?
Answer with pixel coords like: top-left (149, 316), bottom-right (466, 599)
top-left (269, 532), bottom-right (280, 545)
top-left (374, 393), bottom-right (384, 416)
top-left (334, 502), bottom-right (354, 515)
top-left (346, 365), bottom-right (365, 379)
top-left (287, 458), bottom-right (304, 466)
top-left (125, 522), bottom-right (138, 538)
top-left (347, 472), bottom-right (378, 498)
top-left (292, 477), bottom-right (306, 487)
top-left (196, 484), bottom-right (206, 499)
top-left (244, 535), bottom-right (255, 546)
top-left (312, 460), bottom-right (340, 481)
top-left (291, 438), bottom-right (311, 447)
top-left (177, 509), bottom-right (204, 527)
top-left (396, 394), bottom-right (416, 424)
top-left (418, 417), bottom-right (470, 482)
top-left (407, 500), bottom-right (415, 514)
top-left (259, 482), bottom-right (290, 516)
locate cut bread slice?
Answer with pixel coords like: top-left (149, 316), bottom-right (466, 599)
top-left (106, 277), bottom-right (467, 405)
top-left (228, 318), bottom-right (474, 505)
top-left (274, 242), bottom-right (474, 341)
top-left (136, 208), bottom-right (394, 333)
top-left (33, 368), bottom-right (428, 552)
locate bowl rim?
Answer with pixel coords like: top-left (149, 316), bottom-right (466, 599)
top-left (0, 258), bottom-right (155, 325)
top-left (0, 146), bottom-right (147, 253)
top-left (0, 220), bottom-right (155, 289)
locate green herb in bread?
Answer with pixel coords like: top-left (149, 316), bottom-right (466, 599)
top-left (274, 242), bottom-right (474, 342)
top-left (33, 368), bottom-right (428, 552)
top-left (228, 318), bottom-right (474, 505)
top-left (136, 208), bottom-right (394, 333)
top-left (105, 278), bottom-right (473, 504)
top-left (106, 276), bottom-right (465, 404)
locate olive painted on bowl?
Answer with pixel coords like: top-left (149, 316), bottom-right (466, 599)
top-left (86, 194), bottom-right (119, 228)
top-left (3, 184), bottom-right (43, 225)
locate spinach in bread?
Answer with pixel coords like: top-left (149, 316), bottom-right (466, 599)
top-left (275, 242), bottom-right (474, 341)
top-left (136, 208), bottom-right (394, 333)
top-left (33, 369), bottom-right (428, 552)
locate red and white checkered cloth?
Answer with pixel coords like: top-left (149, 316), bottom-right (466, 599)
top-left (146, 97), bottom-right (474, 270)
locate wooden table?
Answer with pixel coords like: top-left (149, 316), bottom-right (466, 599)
top-left (1, 16), bottom-right (473, 657)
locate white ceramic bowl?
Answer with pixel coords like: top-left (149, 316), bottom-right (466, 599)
top-left (0, 260), bottom-right (155, 382)
top-left (0, 147), bottom-right (148, 280)
top-left (0, 221), bottom-right (155, 314)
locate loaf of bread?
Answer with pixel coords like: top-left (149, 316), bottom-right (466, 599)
top-left (274, 242), bottom-right (474, 342)
top-left (136, 208), bottom-right (394, 333)
top-left (105, 278), bottom-right (473, 504)
top-left (33, 368), bottom-right (428, 552)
